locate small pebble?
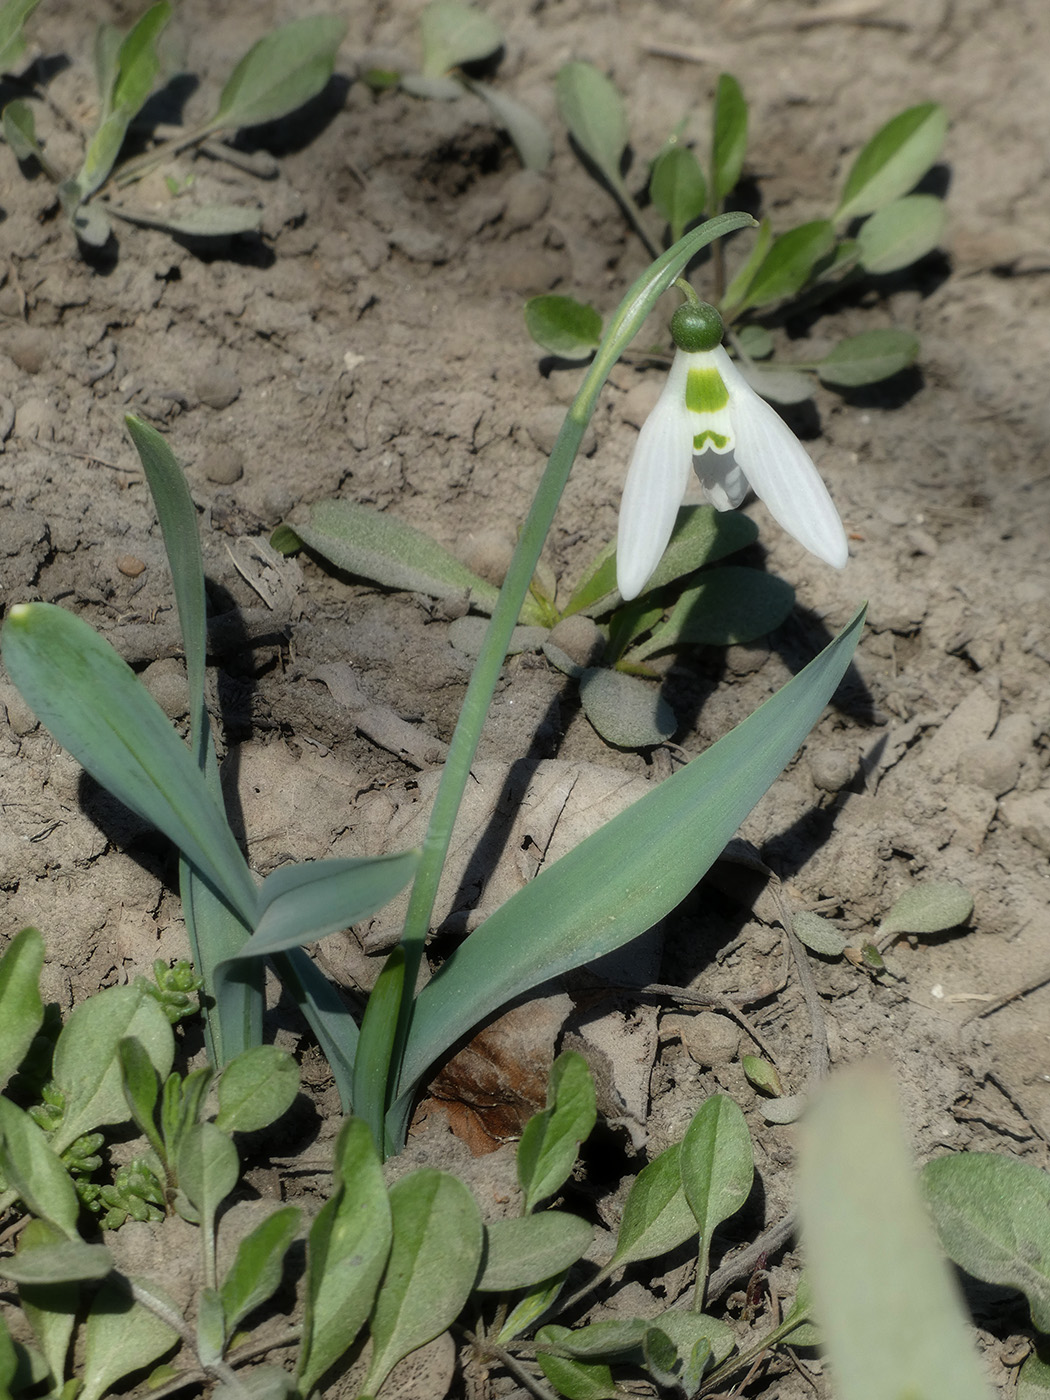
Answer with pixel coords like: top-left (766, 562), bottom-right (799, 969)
top-left (548, 615), bottom-right (604, 668)
top-left (809, 748), bottom-right (855, 793)
top-left (116, 554), bottom-right (146, 578)
top-left (3, 326), bottom-right (49, 374)
top-left (202, 446), bottom-right (245, 484)
top-left (195, 368), bottom-right (241, 410)
top-left (501, 170), bottom-right (551, 234)
top-left (460, 529), bottom-right (514, 587)
top-left (665, 1011), bottom-right (740, 1067)
top-left (13, 397), bottom-right (55, 441)
top-left (141, 658), bottom-right (188, 720)
top-left (526, 405), bottom-right (596, 457)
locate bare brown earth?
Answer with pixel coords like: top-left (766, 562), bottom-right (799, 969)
top-left (2, 0), bottom-right (1049, 1395)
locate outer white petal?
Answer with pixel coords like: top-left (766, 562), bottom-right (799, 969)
top-left (716, 347), bottom-right (849, 569)
top-left (616, 357), bottom-right (694, 601)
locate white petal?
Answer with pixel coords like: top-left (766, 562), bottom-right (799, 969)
top-left (716, 348), bottom-right (849, 569)
top-left (616, 363), bottom-right (694, 600)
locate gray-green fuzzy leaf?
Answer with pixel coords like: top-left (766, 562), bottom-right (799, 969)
top-left (792, 910), bottom-right (847, 957)
top-left (79, 1278), bottom-right (180, 1400)
top-left (208, 15), bottom-right (347, 131)
top-left (738, 220), bottom-right (835, 310)
top-left (922, 1153), bottom-right (1050, 1332)
top-left (710, 73), bottom-right (747, 205)
top-left (0, 1101), bottom-right (80, 1237)
top-left (650, 145), bottom-right (707, 243)
top-left (518, 1051), bottom-right (597, 1213)
top-left (835, 103), bottom-right (948, 223)
top-left (220, 1205), bottom-right (302, 1338)
top-left (476, 1213), bottom-right (593, 1292)
top-left (579, 667), bottom-right (677, 748)
top-left (467, 78), bottom-right (551, 170)
top-left (177, 1121), bottom-right (240, 1228)
top-left (680, 1095), bottom-right (753, 1282)
top-left (109, 202), bottom-right (263, 237)
top-left (2, 1241), bottom-right (113, 1285)
top-left (556, 61), bottom-right (629, 190)
top-left (879, 880), bottom-right (973, 938)
top-left (628, 566), bottom-right (794, 661)
top-left (817, 328), bottom-right (919, 387)
top-left (0, 0), bottom-right (42, 71)
top-left (536, 1327), bottom-right (619, 1400)
top-left (363, 1169), bottom-right (483, 1396)
top-left (857, 193), bottom-right (945, 273)
top-left (0, 926), bottom-right (43, 1093)
top-left (214, 1045), bottom-right (299, 1134)
top-left (611, 1142), bottom-right (696, 1269)
top-left (419, 0), bottom-right (502, 78)
top-left (524, 294), bottom-right (602, 359)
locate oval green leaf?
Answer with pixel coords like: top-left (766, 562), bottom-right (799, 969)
top-left (0, 927), bottom-right (44, 1093)
top-left (579, 667), bottom-right (678, 749)
top-left (879, 880), bottom-right (973, 938)
top-left (650, 145), bottom-right (707, 243)
top-left (710, 73), bottom-right (748, 205)
top-left (680, 1094), bottom-right (753, 1282)
top-left (476, 1213), bottom-right (594, 1292)
top-left (629, 566), bottom-right (795, 661)
top-left (857, 193), bottom-right (946, 274)
top-left (209, 15), bottom-right (347, 131)
top-left (739, 220), bottom-right (836, 310)
top-left (419, 0), bottom-right (502, 78)
top-left (220, 1205), bottom-right (302, 1337)
top-left (610, 1142), bottom-right (697, 1269)
top-left (214, 1045), bottom-right (299, 1134)
top-left (556, 61), bottom-right (629, 189)
top-left (835, 103), bottom-right (948, 223)
top-left (518, 1050), bottom-right (597, 1213)
top-left (466, 78), bottom-right (551, 170)
top-left (524, 294), bottom-right (602, 359)
top-left (817, 328), bottom-right (919, 387)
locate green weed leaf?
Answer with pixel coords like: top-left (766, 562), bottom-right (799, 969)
top-left (540, 1317), bottom-right (648, 1359)
top-left (524, 294), bottom-right (602, 359)
top-left (79, 1279), bottom-right (180, 1400)
top-left (466, 77), bottom-right (551, 170)
top-left (0, 1101), bottom-right (80, 1237)
top-left (879, 880), bottom-right (973, 938)
top-left (835, 102), bottom-right (948, 223)
top-left (494, 1272), bottom-right (566, 1344)
top-left (800, 1061), bottom-right (992, 1400)
top-left (3, 1241), bottom-right (112, 1285)
top-left (208, 15), bottom-right (347, 131)
top-left (738, 220), bottom-right (836, 310)
top-left (922, 1153), bottom-right (1050, 1332)
top-left (51, 985), bottom-right (174, 1153)
top-left (0, 0), bottom-right (41, 70)
top-left (214, 1046), bottom-right (299, 1134)
top-left (297, 1118), bottom-right (391, 1393)
top-left (579, 667), bottom-right (677, 748)
top-left (611, 1142), bottom-right (696, 1269)
top-left (856, 193), bottom-right (945, 273)
top-left (2, 97), bottom-right (42, 163)
top-left (792, 910), bottom-right (847, 957)
top-left (118, 1037), bottom-right (166, 1163)
top-left (0, 927), bottom-right (43, 1092)
top-left (363, 1169), bottom-right (483, 1396)
top-left (628, 566), bottom-right (795, 661)
top-left (109, 202), bottom-right (262, 238)
top-left (220, 1205), bottom-right (302, 1339)
top-left (720, 217), bottom-right (772, 317)
top-left (738, 362), bottom-right (814, 405)
top-left (476, 1213), bottom-right (593, 1292)
top-left (680, 1095), bottom-right (753, 1285)
top-left (556, 62), bottom-right (629, 192)
top-left (650, 145), bottom-right (707, 243)
top-left (177, 1122), bottom-right (239, 1236)
top-left (710, 73), bottom-right (748, 205)
top-left (419, 0), bottom-right (502, 77)
top-left (817, 328), bottom-right (919, 387)
top-left (517, 1051), bottom-right (597, 1213)
top-left (536, 1327), bottom-right (619, 1400)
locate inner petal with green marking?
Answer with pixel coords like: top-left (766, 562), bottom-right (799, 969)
top-left (693, 428), bottom-right (730, 451)
top-left (685, 365), bottom-right (730, 414)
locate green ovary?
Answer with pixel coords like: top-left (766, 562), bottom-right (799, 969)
top-left (693, 429), bottom-right (729, 451)
top-left (685, 366), bottom-right (730, 414)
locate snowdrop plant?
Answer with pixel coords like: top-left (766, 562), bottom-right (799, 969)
top-left (617, 296), bottom-right (848, 602)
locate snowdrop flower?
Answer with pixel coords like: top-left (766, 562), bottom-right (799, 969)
top-left (616, 301), bottom-right (848, 601)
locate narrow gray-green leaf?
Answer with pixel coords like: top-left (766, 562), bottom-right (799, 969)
top-left (466, 78), bottom-right (551, 170)
top-left (835, 102), bottom-right (948, 223)
top-left (710, 73), bottom-right (747, 205)
top-left (476, 1213), bottom-right (593, 1292)
top-left (396, 607), bottom-right (864, 1099)
top-left (651, 1309), bottom-right (735, 1367)
top-left (921, 1153), bottom-right (1050, 1332)
top-left (177, 1122), bottom-right (239, 1239)
top-left (297, 1118), bottom-right (392, 1395)
top-left (220, 1205), bottom-right (302, 1338)
top-left (518, 1051), bottom-right (597, 1213)
top-left (2, 1241), bottom-right (112, 1285)
top-left (650, 145), bottom-right (707, 243)
top-left (879, 880), bottom-right (973, 938)
top-left (799, 1060), bottom-right (992, 1400)
top-left (363, 1169), bottom-right (483, 1396)
top-left (109, 202), bottom-right (262, 237)
top-left (792, 910), bottom-right (847, 957)
top-left (93, 22), bottom-right (122, 105)
top-left (536, 1327), bottom-right (619, 1400)
top-left (540, 1317), bottom-right (649, 1359)
top-left (214, 1045), bottom-right (299, 1134)
top-left (1, 603), bottom-right (258, 927)
top-left (738, 362), bottom-right (815, 405)
top-left (857, 193), bottom-right (945, 273)
top-left (628, 566), bottom-right (795, 661)
top-left (2, 97), bottom-right (42, 163)
top-left (419, 0), bottom-right (502, 78)
top-left (817, 328), bottom-right (919, 387)
top-left (242, 851), bottom-right (421, 959)
top-left (680, 1095), bottom-right (753, 1284)
top-left (79, 1278), bottom-right (180, 1400)
top-left (720, 217), bottom-right (773, 317)
top-left (0, 926), bottom-right (43, 1093)
top-left (276, 499), bottom-right (501, 612)
top-left (739, 220), bottom-right (836, 311)
top-left (0, 0), bottom-right (41, 71)
top-left (118, 1036), bottom-right (166, 1162)
top-left (51, 985), bottom-right (174, 1152)
top-left (0, 1099), bottom-right (80, 1238)
top-left (556, 61), bottom-right (629, 191)
top-left (16, 1222), bottom-right (79, 1390)
top-left (495, 1272), bottom-right (566, 1345)
top-left (208, 15), bottom-right (347, 131)
top-left (611, 1142), bottom-right (696, 1269)
top-left (564, 505), bottom-right (757, 618)
top-left (579, 667), bottom-right (677, 749)
top-left (524, 294), bottom-right (602, 359)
